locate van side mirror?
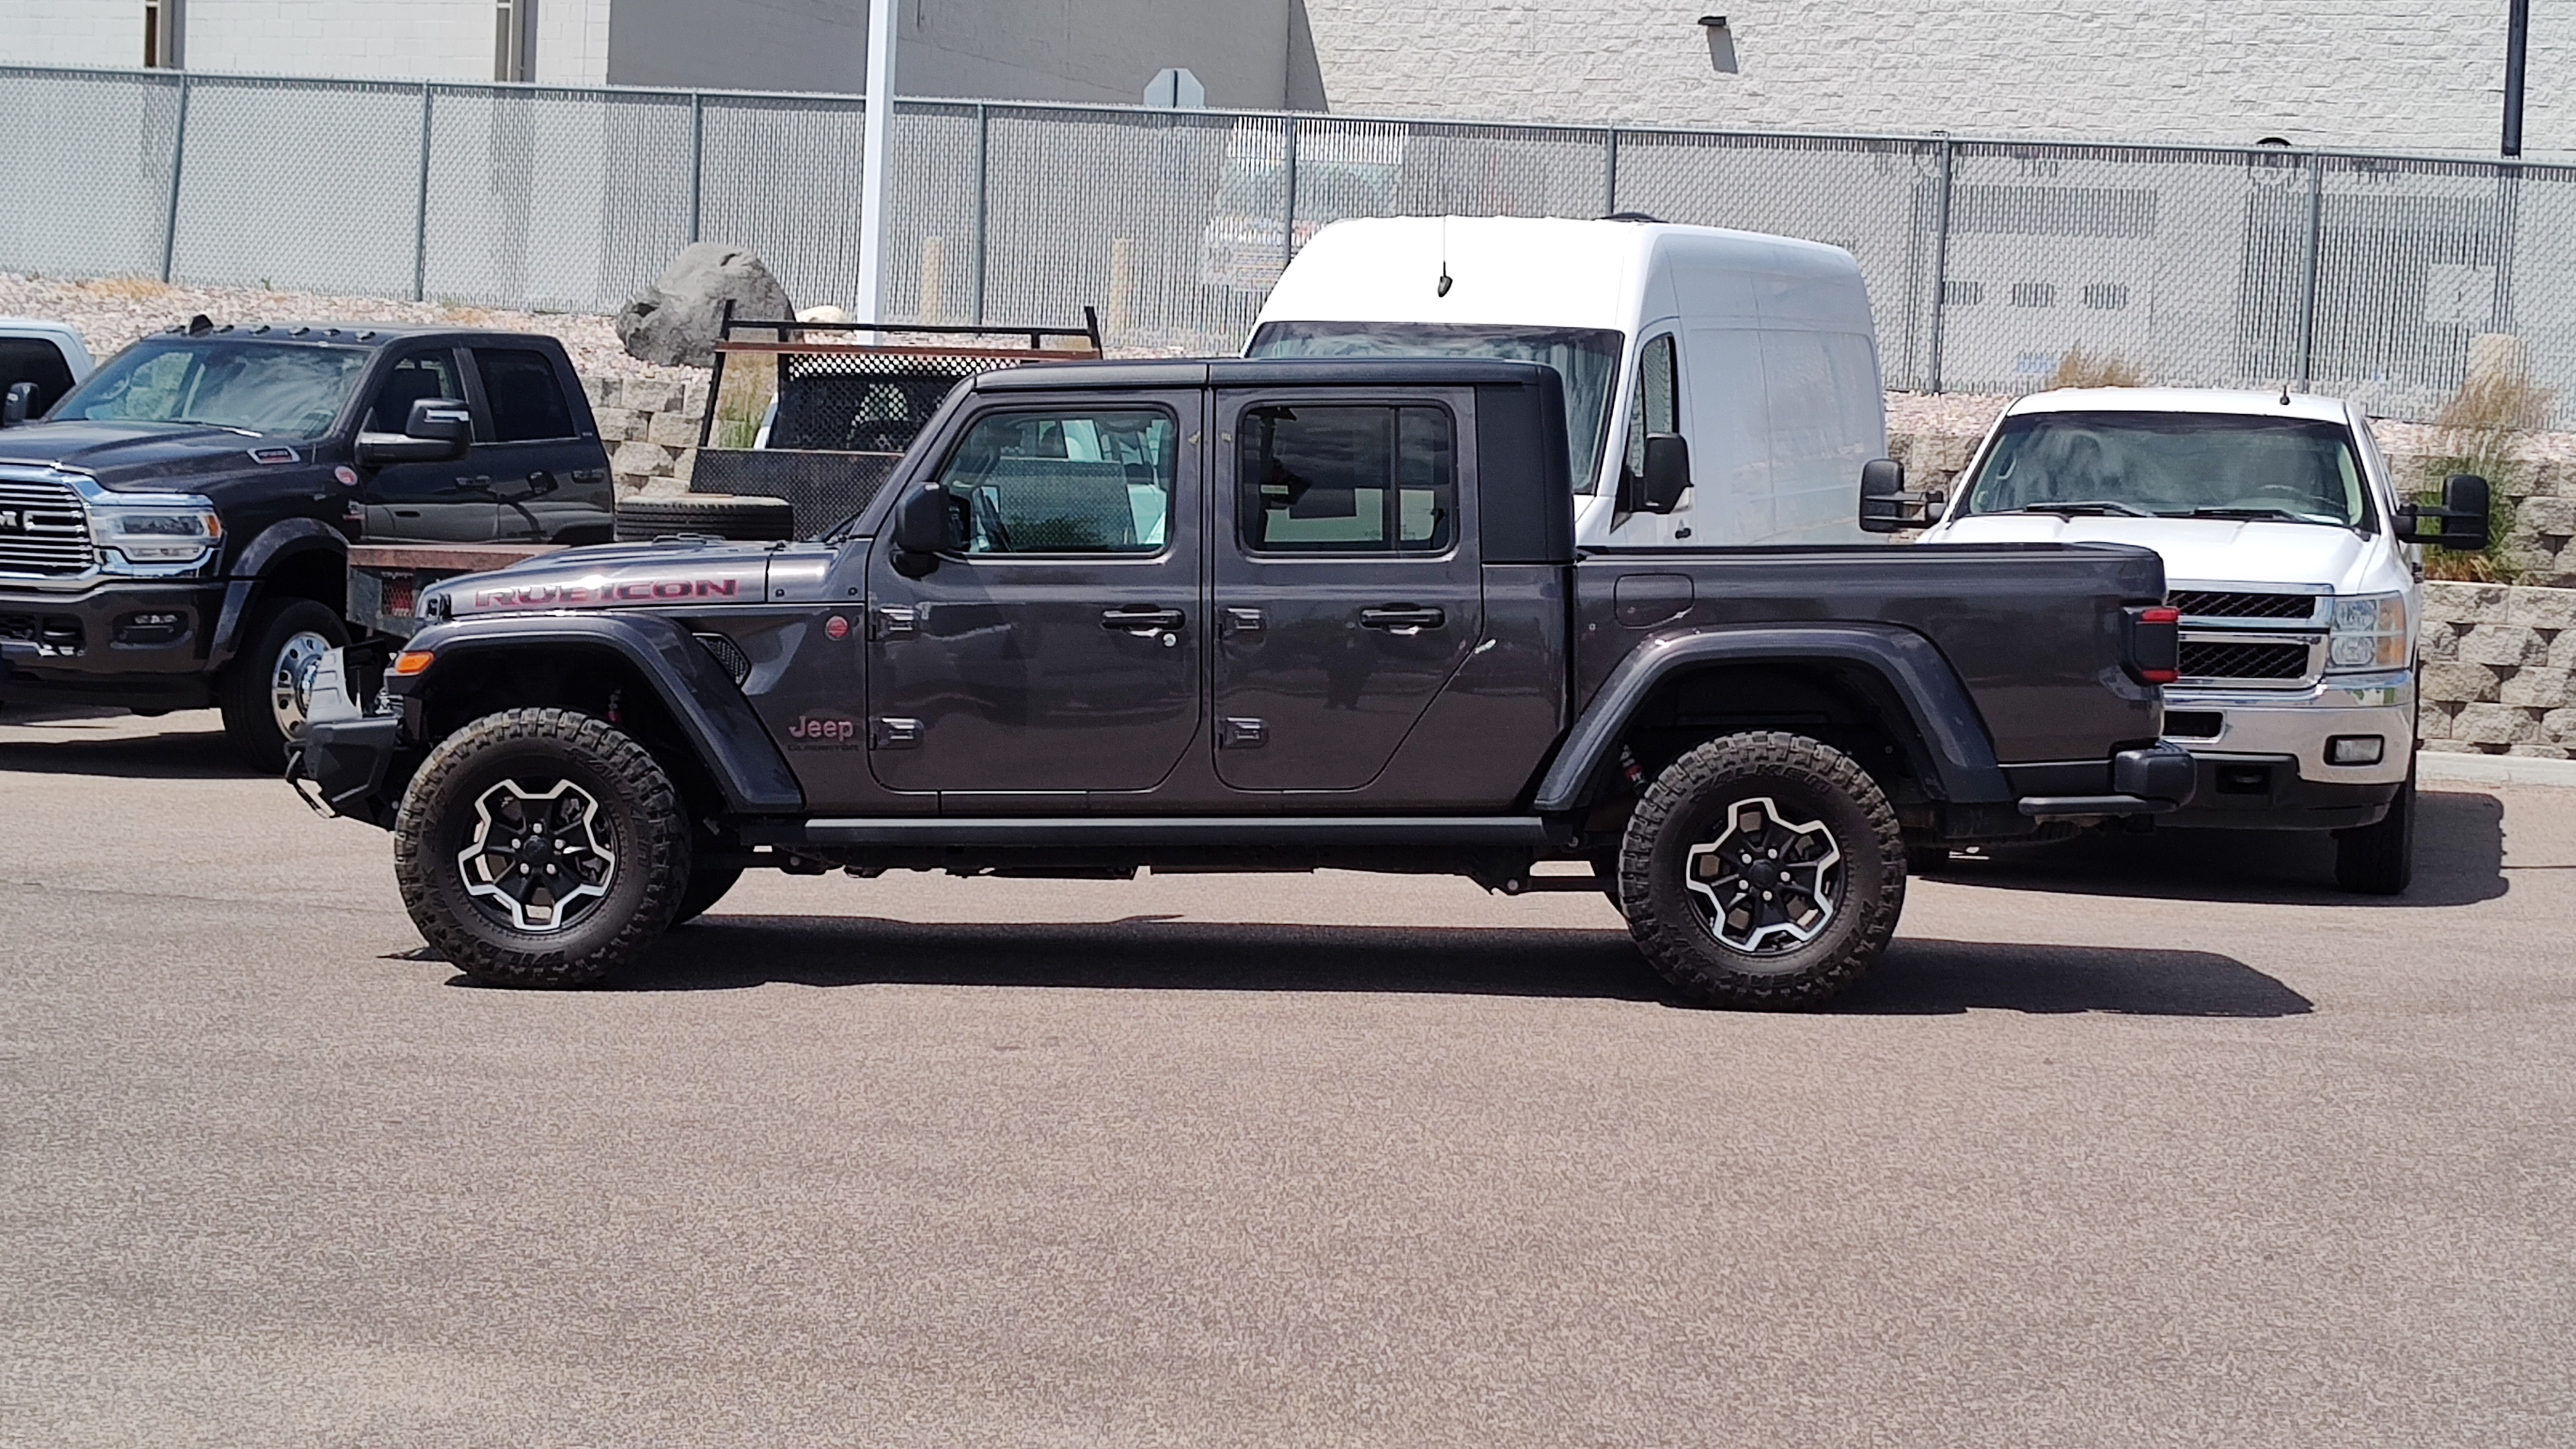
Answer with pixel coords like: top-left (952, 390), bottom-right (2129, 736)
top-left (890, 482), bottom-right (955, 570)
top-left (1858, 457), bottom-right (1943, 533)
top-left (353, 396), bottom-right (472, 466)
top-left (1637, 433), bottom-right (1691, 514)
top-left (2396, 472), bottom-right (2490, 552)
top-left (1, 381), bottom-right (35, 428)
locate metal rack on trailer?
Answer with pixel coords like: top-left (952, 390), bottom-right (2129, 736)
top-left (689, 306), bottom-right (1102, 536)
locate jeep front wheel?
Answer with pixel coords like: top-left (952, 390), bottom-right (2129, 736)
top-left (1618, 731), bottom-right (1907, 1009)
top-left (393, 708), bottom-right (689, 988)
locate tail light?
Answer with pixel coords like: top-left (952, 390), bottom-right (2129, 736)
top-left (2126, 605), bottom-right (2180, 685)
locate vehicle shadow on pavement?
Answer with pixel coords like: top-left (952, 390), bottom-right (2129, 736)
top-left (0, 722), bottom-right (248, 780)
top-left (1915, 789), bottom-right (2507, 909)
top-left (562, 918), bottom-right (2307, 1018)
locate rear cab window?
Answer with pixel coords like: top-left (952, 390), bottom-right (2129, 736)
top-left (473, 347), bottom-right (577, 441)
top-left (1237, 403), bottom-right (1456, 553)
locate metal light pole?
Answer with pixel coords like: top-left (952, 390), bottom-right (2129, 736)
top-left (2503, 0), bottom-right (2529, 157)
top-left (853, 0), bottom-right (899, 325)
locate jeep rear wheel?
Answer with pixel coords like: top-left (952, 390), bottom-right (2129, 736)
top-left (219, 599), bottom-right (347, 773)
top-left (394, 708), bottom-right (689, 988)
top-left (1618, 731), bottom-right (1906, 1009)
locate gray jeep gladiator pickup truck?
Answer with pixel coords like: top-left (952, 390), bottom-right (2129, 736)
top-left (293, 358), bottom-right (2190, 1008)
top-left (0, 319), bottom-right (610, 767)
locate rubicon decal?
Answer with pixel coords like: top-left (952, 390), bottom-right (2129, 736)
top-left (468, 574), bottom-right (753, 610)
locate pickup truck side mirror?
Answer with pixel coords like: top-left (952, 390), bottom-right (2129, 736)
top-left (1, 381), bottom-right (35, 428)
top-left (1636, 433), bottom-right (1692, 514)
top-left (890, 481), bottom-right (956, 571)
top-left (353, 396), bottom-right (472, 467)
top-left (1858, 457), bottom-right (1944, 533)
top-left (2395, 472), bottom-right (2490, 552)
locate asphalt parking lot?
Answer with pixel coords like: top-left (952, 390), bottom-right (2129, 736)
top-left (3, 707), bottom-right (2572, 1447)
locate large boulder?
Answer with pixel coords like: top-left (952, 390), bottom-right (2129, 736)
top-left (616, 243), bottom-right (794, 367)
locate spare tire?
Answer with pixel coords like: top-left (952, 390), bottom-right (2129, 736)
top-left (614, 492), bottom-right (796, 543)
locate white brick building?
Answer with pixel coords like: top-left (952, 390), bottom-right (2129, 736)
top-left (0, 0), bottom-right (2567, 160)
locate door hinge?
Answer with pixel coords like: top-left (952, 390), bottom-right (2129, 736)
top-left (1218, 717), bottom-right (1269, 750)
top-left (870, 716), bottom-right (923, 749)
top-left (871, 606), bottom-right (917, 639)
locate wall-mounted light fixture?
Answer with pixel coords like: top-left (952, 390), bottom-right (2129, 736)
top-left (1698, 14), bottom-right (1738, 74)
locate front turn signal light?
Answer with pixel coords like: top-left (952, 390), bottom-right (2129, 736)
top-left (392, 650), bottom-right (435, 676)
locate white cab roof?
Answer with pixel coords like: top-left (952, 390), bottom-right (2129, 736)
top-left (0, 318), bottom-right (96, 374)
top-left (1256, 216), bottom-right (1872, 335)
top-left (2005, 386), bottom-right (2355, 426)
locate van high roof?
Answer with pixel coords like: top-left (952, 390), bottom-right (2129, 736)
top-left (1255, 216), bottom-right (1873, 337)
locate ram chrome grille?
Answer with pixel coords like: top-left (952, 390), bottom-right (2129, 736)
top-left (2179, 639), bottom-right (2314, 681)
top-left (2168, 589), bottom-right (2320, 620)
top-left (0, 479), bottom-right (94, 575)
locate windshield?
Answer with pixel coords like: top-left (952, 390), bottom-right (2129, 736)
top-left (1959, 410), bottom-right (2371, 528)
top-left (55, 338), bottom-right (370, 438)
top-left (1246, 321), bottom-right (1623, 495)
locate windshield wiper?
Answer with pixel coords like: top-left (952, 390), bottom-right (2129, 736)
top-left (2006, 501), bottom-right (2152, 518)
top-left (166, 418), bottom-right (263, 436)
top-left (2168, 506), bottom-right (2331, 524)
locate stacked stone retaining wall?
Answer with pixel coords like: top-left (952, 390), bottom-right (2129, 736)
top-left (582, 375), bottom-right (708, 497)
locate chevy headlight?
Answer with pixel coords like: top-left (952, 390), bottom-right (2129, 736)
top-left (91, 494), bottom-right (223, 568)
top-left (2327, 591), bottom-right (2408, 672)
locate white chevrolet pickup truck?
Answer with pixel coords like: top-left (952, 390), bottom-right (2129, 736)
top-left (1916, 387), bottom-right (2489, 894)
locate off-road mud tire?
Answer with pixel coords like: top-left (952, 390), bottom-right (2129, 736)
top-left (1618, 731), bottom-right (1907, 1009)
top-left (218, 598), bottom-right (347, 773)
top-left (2333, 761), bottom-right (2415, 895)
top-left (672, 862), bottom-right (745, 925)
top-left (394, 708), bottom-right (689, 988)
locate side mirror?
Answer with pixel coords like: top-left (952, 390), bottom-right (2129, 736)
top-left (1637, 433), bottom-right (1692, 514)
top-left (890, 482), bottom-right (955, 565)
top-left (1, 380), bottom-right (36, 428)
top-left (2397, 472), bottom-right (2490, 552)
top-left (1858, 457), bottom-right (1943, 533)
top-left (353, 396), bottom-right (472, 466)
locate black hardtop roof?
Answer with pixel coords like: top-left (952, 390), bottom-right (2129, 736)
top-left (152, 321), bottom-right (570, 348)
top-left (973, 357), bottom-right (1563, 392)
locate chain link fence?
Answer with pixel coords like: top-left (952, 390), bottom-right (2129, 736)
top-left (4, 63), bottom-right (2572, 426)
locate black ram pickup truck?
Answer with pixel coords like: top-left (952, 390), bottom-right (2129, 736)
top-left (294, 358), bottom-right (2190, 1008)
top-left (0, 319), bottom-right (611, 767)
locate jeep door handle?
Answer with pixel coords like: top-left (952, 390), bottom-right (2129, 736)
top-left (1359, 605), bottom-right (1445, 631)
top-left (1101, 606), bottom-right (1185, 635)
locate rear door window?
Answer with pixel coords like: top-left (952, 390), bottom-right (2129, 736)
top-left (1237, 404), bottom-right (1455, 553)
top-left (474, 347), bottom-right (577, 441)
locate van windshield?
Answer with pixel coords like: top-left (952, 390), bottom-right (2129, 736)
top-left (1958, 410), bottom-right (2370, 528)
top-left (1246, 321), bottom-right (1622, 494)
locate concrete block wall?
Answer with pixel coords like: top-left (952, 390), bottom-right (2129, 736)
top-left (582, 374), bottom-right (707, 496)
top-left (2418, 584), bottom-right (2576, 758)
top-left (2, 0), bottom-right (147, 69)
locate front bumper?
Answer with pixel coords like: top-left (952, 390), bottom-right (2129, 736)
top-left (287, 648), bottom-right (404, 827)
top-left (2157, 670), bottom-right (2411, 830)
top-left (0, 577), bottom-right (227, 706)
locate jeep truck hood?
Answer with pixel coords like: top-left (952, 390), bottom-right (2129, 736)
top-left (426, 540), bottom-right (819, 616)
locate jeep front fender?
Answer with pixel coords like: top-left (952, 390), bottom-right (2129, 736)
top-left (391, 612), bottom-right (804, 814)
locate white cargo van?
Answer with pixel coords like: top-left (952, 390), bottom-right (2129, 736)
top-left (1246, 216), bottom-right (1885, 548)
top-left (1915, 387), bottom-right (2492, 894)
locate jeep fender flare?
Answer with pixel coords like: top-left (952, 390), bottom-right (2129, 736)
top-left (394, 612), bottom-right (805, 814)
top-left (209, 519), bottom-right (347, 669)
top-left (1531, 623), bottom-right (2012, 811)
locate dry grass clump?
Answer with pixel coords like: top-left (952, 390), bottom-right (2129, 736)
top-left (2422, 360), bottom-right (2556, 583)
top-left (709, 354), bottom-right (775, 450)
top-left (439, 304), bottom-right (496, 327)
top-left (74, 275), bottom-right (177, 301)
top-left (2048, 346), bottom-right (2146, 390)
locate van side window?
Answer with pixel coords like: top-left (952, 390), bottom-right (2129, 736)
top-left (1238, 404), bottom-right (1454, 554)
top-left (1619, 333), bottom-right (1680, 494)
